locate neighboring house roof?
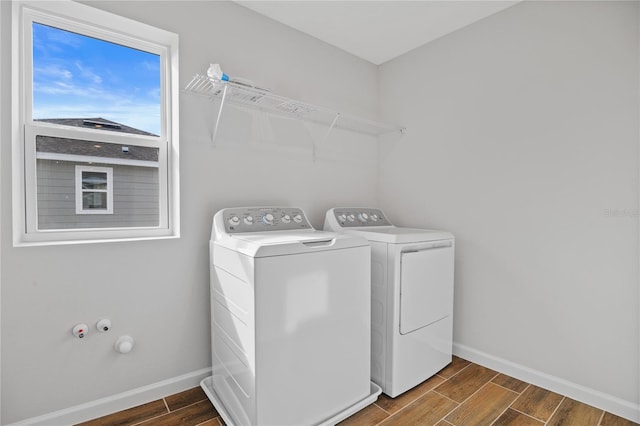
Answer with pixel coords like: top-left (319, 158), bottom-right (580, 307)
top-left (34, 118), bottom-right (158, 163)
top-left (36, 135), bottom-right (159, 163)
top-left (36, 117), bottom-right (158, 137)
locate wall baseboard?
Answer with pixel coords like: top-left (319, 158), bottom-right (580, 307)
top-left (7, 347), bottom-right (640, 425)
top-left (453, 343), bottom-right (640, 423)
top-left (7, 367), bottom-right (212, 426)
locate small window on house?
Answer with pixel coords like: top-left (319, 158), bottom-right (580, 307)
top-left (13, 1), bottom-right (179, 245)
top-left (76, 166), bottom-right (113, 214)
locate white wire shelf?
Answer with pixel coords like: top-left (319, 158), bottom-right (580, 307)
top-left (184, 74), bottom-right (404, 138)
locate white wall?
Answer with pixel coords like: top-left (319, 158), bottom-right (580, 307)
top-left (379, 0), bottom-right (639, 418)
top-left (0, 1), bottom-right (379, 423)
top-left (3, 0), bottom-right (639, 423)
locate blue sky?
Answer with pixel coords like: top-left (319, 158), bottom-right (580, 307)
top-left (32, 23), bottom-right (161, 136)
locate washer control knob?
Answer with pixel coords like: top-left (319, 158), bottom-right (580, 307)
top-left (347, 214), bottom-right (356, 222)
top-left (358, 212), bottom-right (369, 223)
top-left (337, 214), bottom-right (347, 223)
top-left (293, 214), bottom-right (303, 223)
top-left (262, 213), bottom-right (275, 225)
top-left (228, 215), bottom-right (240, 226)
top-left (244, 216), bottom-right (254, 225)
top-left (371, 214), bottom-right (379, 221)
top-left (281, 214), bottom-right (291, 224)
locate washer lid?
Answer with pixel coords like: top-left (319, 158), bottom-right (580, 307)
top-left (344, 226), bottom-right (454, 244)
top-left (214, 230), bottom-right (369, 258)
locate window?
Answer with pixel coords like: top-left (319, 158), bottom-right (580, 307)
top-left (76, 166), bottom-right (113, 215)
top-left (12, 1), bottom-right (179, 245)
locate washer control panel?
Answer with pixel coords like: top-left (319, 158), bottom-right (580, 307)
top-left (223, 207), bottom-right (312, 233)
top-left (332, 208), bottom-right (392, 227)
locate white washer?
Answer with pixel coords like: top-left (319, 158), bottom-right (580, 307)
top-left (203, 207), bottom-right (381, 426)
top-left (324, 208), bottom-right (454, 398)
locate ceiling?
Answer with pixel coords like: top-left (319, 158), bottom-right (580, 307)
top-left (235, 1), bottom-right (520, 65)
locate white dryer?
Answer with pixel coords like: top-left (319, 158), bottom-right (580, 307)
top-left (203, 207), bottom-right (381, 426)
top-left (324, 208), bottom-right (454, 398)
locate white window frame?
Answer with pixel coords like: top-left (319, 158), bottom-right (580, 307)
top-left (12, 0), bottom-right (180, 245)
top-left (75, 165), bottom-right (113, 215)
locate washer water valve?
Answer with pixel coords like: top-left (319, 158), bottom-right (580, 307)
top-left (72, 323), bottom-right (89, 339)
top-left (96, 319), bottom-right (111, 332)
top-left (115, 335), bottom-right (135, 354)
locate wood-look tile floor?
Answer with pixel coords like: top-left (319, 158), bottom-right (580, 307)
top-left (78, 357), bottom-right (638, 426)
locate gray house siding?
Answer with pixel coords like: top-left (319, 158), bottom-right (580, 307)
top-left (37, 159), bottom-right (159, 229)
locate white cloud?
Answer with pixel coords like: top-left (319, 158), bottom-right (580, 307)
top-left (34, 64), bottom-right (73, 80)
top-left (75, 61), bottom-right (103, 85)
top-left (147, 87), bottom-right (161, 100)
top-left (46, 28), bottom-right (83, 49)
top-left (141, 60), bottom-right (160, 72)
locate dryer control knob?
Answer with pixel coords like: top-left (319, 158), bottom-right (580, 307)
top-left (347, 214), bottom-right (356, 222)
top-left (358, 213), bottom-right (369, 222)
top-left (262, 213), bottom-right (275, 225)
top-left (337, 214), bottom-right (347, 223)
top-left (371, 214), bottom-right (379, 221)
top-left (293, 214), bottom-right (303, 223)
top-left (228, 216), bottom-right (240, 226)
top-left (281, 214), bottom-right (291, 224)
top-left (244, 216), bottom-right (254, 225)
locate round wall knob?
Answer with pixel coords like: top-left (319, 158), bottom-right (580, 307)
top-left (72, 323), bottom-right (89, 339)
top-left (115, 335), bottom-right (135, 354)
top-left (96, 319), bottom-right (111, 332)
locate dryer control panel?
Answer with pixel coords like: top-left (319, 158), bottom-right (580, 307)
top-left (222, 207), bottom-right (312, 233)
top-left (330, 208), bottom-right (392, 227)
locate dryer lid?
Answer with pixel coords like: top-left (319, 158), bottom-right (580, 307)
top-left (323, 207), bottom-right (454, 243)
top-left (344, 227), bottom-right (454, 244)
